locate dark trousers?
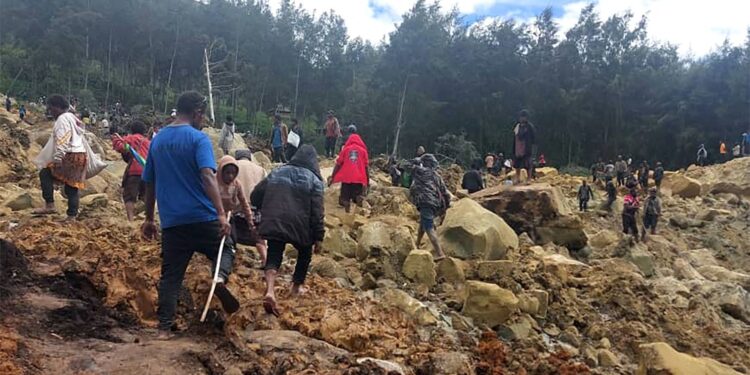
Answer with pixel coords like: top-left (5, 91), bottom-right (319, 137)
top-left (579, 198), bottom-right (589, 212)
top-left (157, 220), bottom-right (235, 330)
top-left (40, 168), bottom-right (79, 217)
top-left (616, 172), bottom-right (626, 187)
top-left (622, 214), bottom-right (639, 237)
top-left (285, 145), bottom-right (298, 161)
top-left (264, 240), bottom-right (312, 285)
top-left (605, 196), bottom-right (616, 211)
top-left (272, 146), bottom-right (287, 163)
top-left (325, 137), bottom-right (337, 158)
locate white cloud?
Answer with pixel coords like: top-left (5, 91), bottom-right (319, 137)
top-left (266, 0), bottom-right (750, 56)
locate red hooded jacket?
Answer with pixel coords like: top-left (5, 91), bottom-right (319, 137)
top-left (112, 133), bottom-right (150, 176)
top-left (333, 134), bottom-right (369, 185)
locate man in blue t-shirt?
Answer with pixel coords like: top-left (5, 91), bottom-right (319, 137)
top-left (141, 91), bottom-right (240, 337)
top-left (269, 114), bottom-right (288, 163)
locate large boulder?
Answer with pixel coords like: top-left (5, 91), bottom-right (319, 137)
top-left (690, 280), bottom-right (750, 323)
top-left (378, 288), bottom-right (438, 326)
top-left (203, 127), bottom-right (248, 159)
top-left (322, 228), bottom-right (358, 259)
top-left (252, 151), bottom-right (272, 170)
top-left (366, 186), bottom-right (419, 219)
top-left (626, 243), bottom-right (656, 277)
top-left (476, 260), bottom-right (514, 280)
top-left (543, 254), bottom-right (589, 282)
top-left (402, 250), bottom-right (437, 287)
top-left (637, 342), bottom-right (741, 375)
top-left (697, 265), bottom-right (750, 290)
top-left (462, 281), bottom-right (519, 327)
top-left (589, 229), bottom-right (619, 249)
top-left (438, 198), bottom-right (518, 260)
top-left (475, 184), bottom-right (587, 250)
top-left (664, 174), bottom-right (703, 198)
top-left (356, 221), bottom-right (415, 263)
top-left (436, 257), bottom-right (467, 284)
top-left (5, 192), bottom-right (33, 211)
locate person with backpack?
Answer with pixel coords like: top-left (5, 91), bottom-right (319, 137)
top-left (653, 162), bottom-right (665, 190)
top-left (141, 91), bottom-right (239, 338)
top-left (622, 188), bottom-right (641, 241)
top-left (410, 154), bottom-right (450, 261)
top-left (251, 145), bottom-right (325, 317)
top-left (462, 160), bottom-right (485, 194)
top-left (112, 120), bottom-right (151, 221)
top-left (33, 95), bottom-right (87, 220)
top-left (577, 180), bottom-right (595, 212)
top-left (330, 125), bottom-right (369, 213)
top-left (697, 144), bottom-right (708, 166)
top-left (642, 187), bottom-right (662, 240)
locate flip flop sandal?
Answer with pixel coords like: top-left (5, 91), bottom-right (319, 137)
top-left (215, 284), bottom-right (240, 314)
top-left (263, 295), bottom-right (280, 317)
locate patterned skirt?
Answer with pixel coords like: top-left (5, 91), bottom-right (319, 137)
top-left (49, 152), bottom-right (87, 189)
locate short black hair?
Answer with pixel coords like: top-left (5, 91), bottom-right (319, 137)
top-left (176, 91), bottom-right (207, 115)
top-left (226, 115), bottom-right (233, 122)
top-left (129, 120), bottom-right (147, 135)
top-left (519, 109), bottom-right (529, 118)
top-left (292, 118), bottom-right (298, 125)
top-left (47, 95), bottom-right (69, 110)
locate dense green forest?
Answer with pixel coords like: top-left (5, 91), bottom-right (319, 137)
top-left (1, 0), bottom-right (748, 167)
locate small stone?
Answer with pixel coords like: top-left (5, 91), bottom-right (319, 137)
top-left (402, 250), bottom-right (437, 287)
top-left (598, 337), bottom-right (612, 349)
top-left (598, 349), bottom-right (619, 367)
top-left (224, 367), bottom-right (243, 375)
top-left (436, 257), bottom-right (467, 284)
top-left (559, 327), bottom-right (581, 347)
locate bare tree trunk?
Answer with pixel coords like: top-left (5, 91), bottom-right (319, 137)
top-left (6, 67), bottom-right (24, 96)
top-left (164, 26), bottom-right (180, 113)
top-left (232, 30), bottom-right (240, 117)
top-left (204, 48), bottom-right (215, 124)
top-left (293, 53), bottom-right (301, 116)
top-left (104, 30), bottom-right (112, 111)
top-left (392, 75), bottom-right (410, 158)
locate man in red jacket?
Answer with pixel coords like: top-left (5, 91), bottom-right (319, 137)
top-left (330, 125), bottom-right (369, 213)
top-left (112, 120), bottom-right (151, 221)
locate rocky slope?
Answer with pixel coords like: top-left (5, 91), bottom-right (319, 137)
top-left (1, 102), bottom-right (749, 374)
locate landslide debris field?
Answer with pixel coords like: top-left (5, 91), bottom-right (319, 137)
top-left (1, 105), bottom-right (749, 375)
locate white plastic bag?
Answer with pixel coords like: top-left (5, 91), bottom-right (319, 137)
top-left (287, 131), bottom-right (301, 148)
top-left (82, 134), bottom-right (107, 179)
top-left (34, 135), bottom-right (55, 169)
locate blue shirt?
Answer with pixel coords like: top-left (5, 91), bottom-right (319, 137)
top-left (142, 124), bottom-right (218, 228)
top-left (272, 125), bottom-right (283, 148)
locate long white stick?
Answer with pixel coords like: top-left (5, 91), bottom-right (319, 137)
top-left (200, 211), bottom-right (231, 322)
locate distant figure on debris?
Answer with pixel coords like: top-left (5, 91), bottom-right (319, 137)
top-left (270, 115), bottom-right (288, 163)
top-left (141, 91), bottom-right (239, 338)
top-left (733, 143), bottom-right (741, 158)
top-left (642, 187), bottom-right (661, 240)
top-left (512, 110), bottom-right (536, 184)
top-left (492, 152), bottom-right (505, 175)
top-left (625, 172), bottom-right (638, 190)
top-left (33, 95), bottom-right (87, 220)
top-left (591, 159), bottom-right (604, 183)
top-left (410, 154), bottom-right (450, 261)
top-left (388, 156), bottom-right (402, 186)
top-left (252, 144), bottom-right (325, 317)
top-left (604, 176), bottom-right (617, 211)
top-left (19, 105), bottom-right (26, 121)
top-left (538, 153), bottom-right (546, 167)
top-left (484, 153), bottom-right (496, 174)
top-left (112, 120), bottom-right (151, 221)
top-left (653, 162), bottom-right (665, 190)
top-left (622, 188), bottom-right (640, 241)
top-left (285, 118), bottom-right (303, 161)
top-left (330, 125), bottom-right (369, 213)
top-left (416, 145), bottom-right (426, 158)
top-left (719, 141), bottom-right (727, 162)
top-left (219, 115), bottom-right (235, 156)
top-left (605, 160), bottom-right (615, 181)
top-left (462, 160), bottom-right (485, 194)
top-left (577, 180), bottom-right (595, 212)
top-left (638, 161), bottom-right (650, 190)
top-left (217, 155), bottom-right (267, 268)
top-left (5, 97), bottom-right (11, 112)
top-left (324, 110), bottom-right (341, 159)
top-left (614, 156), bottom-right (627, 187)
top-left (696, 144), bottom-right (708, 166)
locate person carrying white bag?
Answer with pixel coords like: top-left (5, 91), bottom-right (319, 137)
top-left (33, 95), bottom-right (106, 220)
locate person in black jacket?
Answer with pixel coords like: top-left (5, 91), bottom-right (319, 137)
top-left (512, 110), bottom-right (536, 184)
top-left (251, 144), bottom-right (325, 317)
top-left (461, 160), bottom-right (485, 194)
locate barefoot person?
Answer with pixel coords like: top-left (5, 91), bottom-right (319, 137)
top-left (330, 125), bottom-right (369, 213)
top-left (112, 120), bottom-right (150, 221)
top-left (410, 154), bottom-right (450, 261)
top-left (217, 155), bottom-right (267, 267)
top-left (512, 110), bottom-right (536, 184)
top-left (141, 91), bottom-right (239, 337)
top-left (251, 144), bottom-right (325, 316)
top-left (33, 95), bottom-right (86, 220)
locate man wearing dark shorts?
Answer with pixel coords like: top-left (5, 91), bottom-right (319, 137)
top-left (330, 125), bottom-right (369, 213)
top-left (512, 110), bottom-right (536, 184)
top-left (410, 154), bottom-right (450, 261)
top-left (112, 120), bottom-right (150, 221)
top-left (324, 111), bottom-right (341, 158)
top-left (141, 91), bottom-right (238, 338)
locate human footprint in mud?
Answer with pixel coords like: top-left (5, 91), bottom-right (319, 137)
top-left (216, 155), bottom-right (267, 267)
top-left (141, 91), bottom-right (239, 338)
top-left (410, 154), bottom-right (450, 261)
top-left (251, 144), bottom-right (325, 316)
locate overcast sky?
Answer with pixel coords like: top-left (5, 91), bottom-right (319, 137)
top-left (266, 0), bottom-right (750, 57)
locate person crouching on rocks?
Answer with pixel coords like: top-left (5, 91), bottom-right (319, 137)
top-left (410, 154), bottom-right (450, 261)
top-left (251, 145), bottom-right (325, 317)
top-left (217, 155), bottom-right (267, 267)
top-left (622, 188), bottom-right (641, 241)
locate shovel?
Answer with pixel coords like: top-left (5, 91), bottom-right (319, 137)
top-left (200, 211), bottom-right (232, 322)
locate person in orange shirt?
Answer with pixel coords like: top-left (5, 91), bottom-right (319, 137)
top-left (719, 141), bottom-right (727, 162)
